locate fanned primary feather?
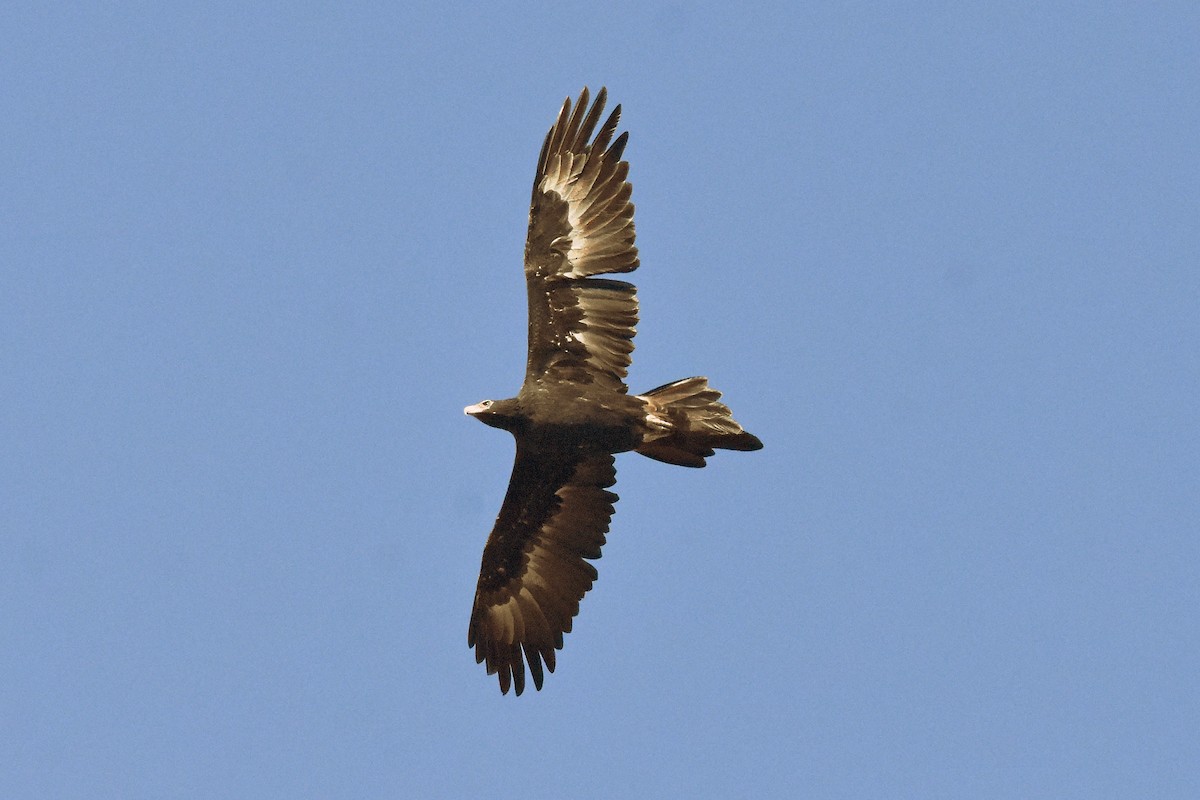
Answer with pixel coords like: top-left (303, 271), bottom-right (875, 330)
top-left (465, 88), bottom-right (763, 695)
top-left (524, 87), bottom-right (639, 394)
top-left (468, 451), bottom-right (616, 695)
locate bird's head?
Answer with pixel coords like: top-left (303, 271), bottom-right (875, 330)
top-left (464, 397), bottom-right (523, 432)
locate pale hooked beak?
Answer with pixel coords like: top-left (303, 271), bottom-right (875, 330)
top-left (464, 402), bottom-right (488, 416)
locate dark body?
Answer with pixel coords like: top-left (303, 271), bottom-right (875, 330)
top-left (465, 88), bottom-right (762, 695)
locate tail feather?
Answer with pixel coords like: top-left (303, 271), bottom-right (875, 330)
top-left (635, 377), bottom-right (763, 468)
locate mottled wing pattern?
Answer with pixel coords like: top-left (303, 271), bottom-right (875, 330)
top-left (468, 449), bottom-right (618, 695)
top-left (523, 87), bottom-right (640, 393)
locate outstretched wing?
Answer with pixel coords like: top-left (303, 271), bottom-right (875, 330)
top-left (469, 447), bottom-right (617, 695)
top-left (523, 87), bottom-right (640, 393)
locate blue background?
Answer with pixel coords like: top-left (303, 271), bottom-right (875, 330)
top-left (3, 3), bottom-right (1197, 797)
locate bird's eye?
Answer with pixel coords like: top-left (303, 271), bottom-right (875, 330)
top-left (483, 400), bottom-right (493, 407)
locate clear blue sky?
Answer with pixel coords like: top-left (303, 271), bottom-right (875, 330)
top-left (3, 3), bottom-right (1197, 797)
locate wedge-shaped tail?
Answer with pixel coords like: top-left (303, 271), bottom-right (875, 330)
top-left (636, 377), bottom-right (763, 468)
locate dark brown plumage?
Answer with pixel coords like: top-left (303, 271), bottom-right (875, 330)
top-left (465, 88), bottom-right (762, 695)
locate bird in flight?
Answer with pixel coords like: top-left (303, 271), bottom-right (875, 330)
top-left (465, 87), bottom-right (763, 695)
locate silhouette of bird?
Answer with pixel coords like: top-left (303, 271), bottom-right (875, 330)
top-left (465, 88), bottom-right (763, 695)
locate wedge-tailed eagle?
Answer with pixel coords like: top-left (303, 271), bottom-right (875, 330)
top-left (465, 87), bottom-right (762, 695)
